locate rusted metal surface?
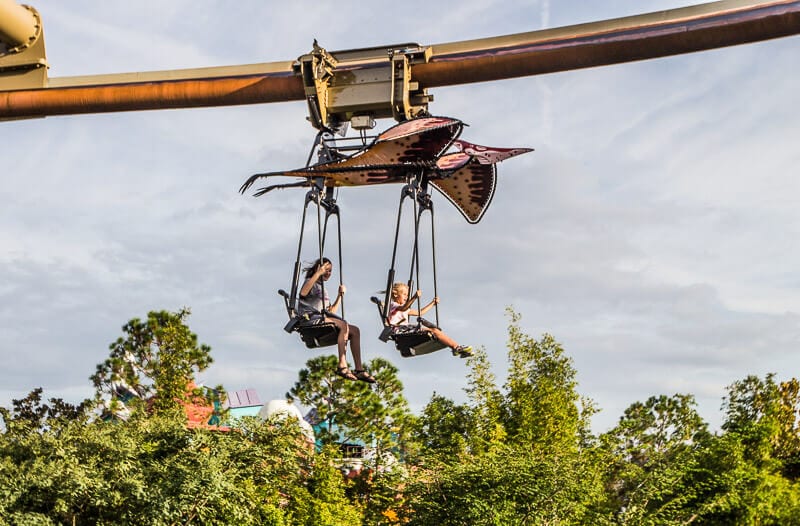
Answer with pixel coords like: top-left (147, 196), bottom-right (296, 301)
top-left (0, 0), bottom-right (798, 119)
top-left (2, 68), bottom-right (303, 117)
top-left (415, 0), bottom-right (800, 87)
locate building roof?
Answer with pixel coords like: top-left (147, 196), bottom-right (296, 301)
top-left (225, 388), bottom-right (261, 409)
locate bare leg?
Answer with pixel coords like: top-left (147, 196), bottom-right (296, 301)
top-left (329, 317), bottom-right (350, 369)
top-left (429, 327), bottom-right (458, 350)
top-left (347, 324), bottom-right (375, 383)
top-left (347, 324), bottom-right (364, 370)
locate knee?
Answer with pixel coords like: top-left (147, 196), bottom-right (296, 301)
top-left (349, 324), bottom-right (360, 338)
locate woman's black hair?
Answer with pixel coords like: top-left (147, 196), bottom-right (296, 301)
top-left (303, 257), bottom-right (332, 280)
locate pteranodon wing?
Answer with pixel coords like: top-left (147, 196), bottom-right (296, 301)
top-left (240, 116), bottom-right (463, 194)
top-left (373, 116), bottom-right (463, 158)
top-left (317, 116), bottom-right (464, 186)
top-left (240, 165), bottom-right (413, 195)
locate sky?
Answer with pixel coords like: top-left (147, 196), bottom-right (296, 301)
top-left (1, 0), bottom-right (798, 433)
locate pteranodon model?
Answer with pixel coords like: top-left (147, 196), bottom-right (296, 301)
top-left (239, 116), bottom-right (532, 224)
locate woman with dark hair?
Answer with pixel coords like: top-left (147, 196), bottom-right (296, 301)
top-left (298, 258), bottom-right (376, 383)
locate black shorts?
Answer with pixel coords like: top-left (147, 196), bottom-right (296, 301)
top-left (296, 312), bottom-right (344, 327)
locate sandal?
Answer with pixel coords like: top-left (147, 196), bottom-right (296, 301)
top-left (354, 369), bottom-right (376, 384)
top-left (452, 345), bottom-right (473, 358)
top-left (335, 366), bottom-right (358, 381)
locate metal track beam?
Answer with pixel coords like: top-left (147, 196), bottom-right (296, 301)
top-left (0, 0), bottom-right (797, 120)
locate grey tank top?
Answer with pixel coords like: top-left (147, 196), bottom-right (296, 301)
top-left (298, 281), bottom-right (329, 315)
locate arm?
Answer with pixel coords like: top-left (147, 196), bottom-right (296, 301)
top-left (417, 296), bottom-right (440, 316)
top-left (299, 277), bottom-right (317, 299)
top-left (327, 284), bottom-right (346, 314)
top-left (299, 263), bottom-right (330, 297)
top-left (410, 296), bottom-right (439, 316)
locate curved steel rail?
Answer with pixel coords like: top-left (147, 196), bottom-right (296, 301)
top-left (0, 0), bottom-right (798, 119)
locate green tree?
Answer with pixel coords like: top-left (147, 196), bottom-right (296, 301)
top-left (403, 310), bottom-right (605, 525)
top-left (686, 430), bottom-right (800, 525)
top-left (685, 374), bottom-right (800, 524)
top-left (503, 309), bottom-right (595, 452)
top-left (462, 346), bottom-right (506, 453)
top-left (723, 374), bottom-right (800, 475)
top-left (596, 377), bottom-right (800, 525)
top-left (0, 388), bottom-right (89, 434)
top-left (0, 373), bottom-right (364, 524)
top-left (0, 408), bottom-right (321, 525)
top-left (287, 354), bottom-right (415, 524)
top-left (1, 308), bottom-right (358, 525)
top-left (90, 308), bottom-right (220, 416)
top-left (412, 393), bottom-right (473, 458)
top-left (292, 445), bottom-right (363, 526)
top-left (287, 355), bottom-right (414, 455)
top-left (599, 394), bottom-right (709, 524)
top-left (405, 444), bottom-right (605, 526)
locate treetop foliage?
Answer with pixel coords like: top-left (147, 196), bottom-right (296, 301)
top-left (1, 307), bottom-right (799, 524)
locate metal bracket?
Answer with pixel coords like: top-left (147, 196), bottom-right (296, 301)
top-left (0, 4), bottom-right (48, 91)
top-left (295, 41), bottom-right (433, 132)
top-left (297, 41), bottom-right (338, 131)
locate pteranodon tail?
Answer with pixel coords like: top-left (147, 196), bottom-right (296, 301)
top-left (430, 141), bottom-right (533, 224)
top-left (430, 162), bottom-right (497, 224)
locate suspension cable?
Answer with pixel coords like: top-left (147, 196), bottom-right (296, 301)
top-left (408, 177), bottom-right (423, 323)
top-left (285, 136), bottom-right (347, 328)
top-left (320, 187), bottom-right (344, 319)
top-left (335, 202), bottom-right (344, 319)
top-left (314, 187), bottom-right (326, 315)
top-left (383, 173), bottom-right (440, 328)
top-left (382, 181), bottom-right (408, 320)
top-left (428, 194), bottom-right (440, 326)
top-left (288, 193), bottom-right (311, 314)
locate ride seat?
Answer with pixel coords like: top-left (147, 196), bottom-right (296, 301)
top-left (279, 289), bottom-right (340, 349)
top-left (296, 321), bottom-right (340, 349)
top-left (370, 296), bottom-right (447, 357)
